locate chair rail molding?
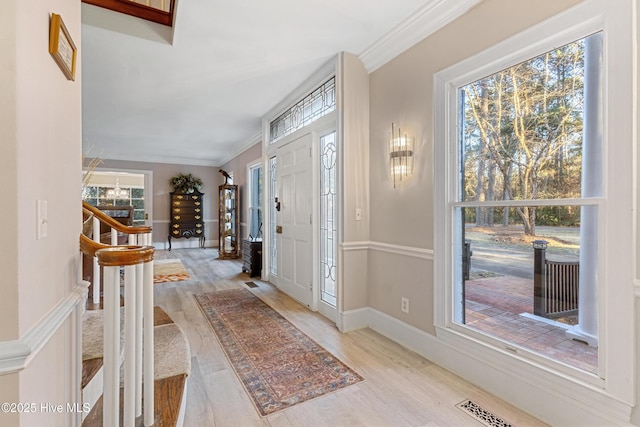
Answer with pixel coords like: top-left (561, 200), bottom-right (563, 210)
top-left (342, 241), bottom-right (434, 260)
top-left (0, 282), bottom-right (88, 375)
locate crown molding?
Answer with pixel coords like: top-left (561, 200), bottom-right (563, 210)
top-left (100, 151), bottom-right (218, 167)
top-left (217, 132), bottom-right (262, 167)
top-left (359, 0), bottom-right (481, 73)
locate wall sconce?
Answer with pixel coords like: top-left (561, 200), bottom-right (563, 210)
top-left (390, 123), bottom-right (414, 188)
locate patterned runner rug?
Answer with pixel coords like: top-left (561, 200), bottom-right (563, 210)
top-left (153, 259), bottom-right (190, 283)
top-left (194, 288), bottom-right (363, 416)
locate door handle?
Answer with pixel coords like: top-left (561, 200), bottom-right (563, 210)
top-left (275, 197), bottom-right (281, 212)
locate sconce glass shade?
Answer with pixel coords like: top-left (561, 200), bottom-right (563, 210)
top-left (390, 123), bottom-right (414, 188)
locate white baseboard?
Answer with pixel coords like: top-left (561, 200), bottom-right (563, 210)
top-left (341, 306), bottom-right (633, 426)
top-left (339, 308), bottom-right (369, 332)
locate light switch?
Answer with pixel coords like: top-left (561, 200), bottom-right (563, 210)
top-left (36, 200), bottom-right (48, 239)
top-left (355, 208), bottom-right (362, 221)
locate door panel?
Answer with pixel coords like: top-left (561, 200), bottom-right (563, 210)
top-left (273, 134), bottom-right (313, 306)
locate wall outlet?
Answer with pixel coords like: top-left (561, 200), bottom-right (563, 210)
top-left (401, 297), bottom-right (409, 313)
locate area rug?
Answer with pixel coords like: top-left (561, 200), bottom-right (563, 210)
top-left (194, 288), bottom-right (364, 416)
top-left (153, 259), bottom-right (190, 283)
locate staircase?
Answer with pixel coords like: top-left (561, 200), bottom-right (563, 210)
top-left (80, 202), bottom-right (190, 426)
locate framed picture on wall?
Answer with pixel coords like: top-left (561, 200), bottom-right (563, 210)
top-left (49, 13), bottom-right (77, 81)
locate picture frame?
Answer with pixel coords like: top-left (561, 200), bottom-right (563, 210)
top-left (49, 13), bottom-right (77, 81)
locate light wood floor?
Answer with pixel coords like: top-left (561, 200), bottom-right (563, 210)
top-left (153, 248), bottom-right (548, 427)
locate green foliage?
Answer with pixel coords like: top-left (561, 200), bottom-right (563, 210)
top-left (462, 36), bottom-right (589, 232)
top-left (170, 173), bottom-right (203, 193)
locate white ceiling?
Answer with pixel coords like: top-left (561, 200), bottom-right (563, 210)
top-left (81, 0), bottom-right (477, 166)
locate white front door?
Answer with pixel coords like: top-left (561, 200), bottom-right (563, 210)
top-left (273, 133), bottom-right (313, 307)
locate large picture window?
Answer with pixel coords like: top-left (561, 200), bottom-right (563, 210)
top-left (433, 0), bottom-right (635, 417)
top-left (83, 184), bottom-right (146, 226)
top-left (453, 34), bottom-right (602, 373)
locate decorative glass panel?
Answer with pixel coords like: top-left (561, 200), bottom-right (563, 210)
top-left (320, 132), bottom-right (337, 307)
top-left (269, 77), bottom-right (336, 144)
top-left (270, 157), bottom-right (278, 276)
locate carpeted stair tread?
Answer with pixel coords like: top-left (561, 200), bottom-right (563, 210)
top-left (154, 323), bottom-right (191, 380)
top-left (82, 306), bottom-right (187, 394)
top-left (83, 307), bottom-right (125, 361)
top-left (82, 306), bottom-right (190, 427)
top-left (116, 324), bottom-right (191, 383)
top-left (83, 306), bottom-right (174, 362)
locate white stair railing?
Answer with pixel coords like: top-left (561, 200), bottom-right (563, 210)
top-left (81, 202), bottom-right (155, 426)
top-left (98, 245), bottom-right (154, 427)
top-left (84, 202), bottom-right (152, 306)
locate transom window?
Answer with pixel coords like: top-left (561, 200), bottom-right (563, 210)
top-left (269, 77), bottom-right (335, 144)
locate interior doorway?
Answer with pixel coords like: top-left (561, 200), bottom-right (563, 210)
top-left (82, 169), bottom-right (153, 226)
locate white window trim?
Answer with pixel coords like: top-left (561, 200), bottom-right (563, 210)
top-left (434, 0), bottom-right (635, 416)
top-left (88, 167), bottom-right (153, 226)
top-left (246, 158), bottom-right (262, 240)
top-left (262, 57), bottom-right (339, 284)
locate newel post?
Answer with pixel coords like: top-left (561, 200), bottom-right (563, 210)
top-left (533, 240), bottom-right (548, 317)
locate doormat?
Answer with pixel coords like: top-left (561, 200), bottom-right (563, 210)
top-left (194, 288), bottom-right (363, 416)
top-left (153, 259), bottom-right (190, 283)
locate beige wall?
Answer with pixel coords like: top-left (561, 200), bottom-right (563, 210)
top-left (368, 0), bottom-right (582, 329)
top-left (635, 3), bottom-right (640, 424)
top-left (220, 142), bottom-right (262, 240)
top-left (1, 0), bottom-right (83, 424)
top-left (340, 53), bottom-right (370, 311)
top-left (93, 159), bottom-right (222, 247)
top-left (0, 0), bottom-right (19, 348)
top-left (86, 172), bottom-right (144, 187)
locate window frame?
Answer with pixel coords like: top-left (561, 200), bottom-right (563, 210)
top-left (246, 159), bottom-right (263, 240)
top-left (83, 183), bottom-right (146, 225)
top-left (434, 0), bottom-right (635, 404)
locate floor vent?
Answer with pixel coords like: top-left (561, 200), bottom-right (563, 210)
top-left (244, 281), bottom-right (258, 288)
top-left (456, 399), bottom-right (512, 427)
